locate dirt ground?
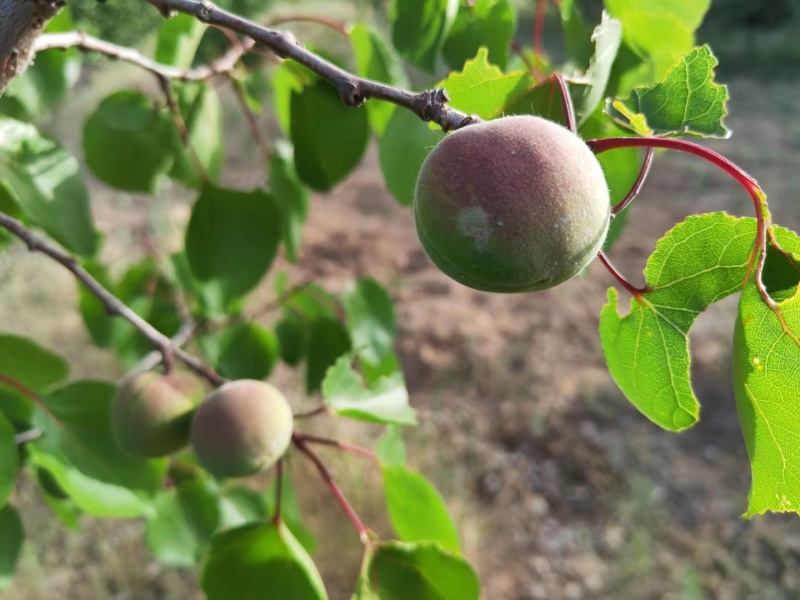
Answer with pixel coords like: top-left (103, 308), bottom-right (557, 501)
top-left (2, 77), bottom-right (800, 600)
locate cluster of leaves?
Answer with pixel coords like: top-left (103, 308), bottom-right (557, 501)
top-left (1, 0), bottom-right (799, 598)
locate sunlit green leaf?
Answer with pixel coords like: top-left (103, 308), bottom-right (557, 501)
top-left (391, 0), bottom-right (459, 72)
top-left (170, 83), bottom-right (225, 189)
top-left (156, 13), bottom-right (206, 69)
top-left (574, 12), bottom-right (621, 125)
top-left (376, 425), bottom-right (407, 467)
top-left (442, 0), bottom-right (515, 70)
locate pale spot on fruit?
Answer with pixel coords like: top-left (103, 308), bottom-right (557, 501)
top-left (458, 206), bottom-right (492, 252)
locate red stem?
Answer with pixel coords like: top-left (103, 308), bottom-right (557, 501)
top-left (0, 373), bottom-right (59, 423)
top-left (549, 72), bottom-right (576, 133)
top-left (293, 405), bottom-right (328, 419)
top-left (293, 435), bottom-right (370, 544)
top-left (597, 251), bottom-right (647, 298)
top-left (534, 0), bottom-right (547, 61)
top-left (612, 147), bottom-right (654, 215)
top-left (589, 137), bottom-right (770, 303)
top-left (295, 432), bottom-right (378, 461)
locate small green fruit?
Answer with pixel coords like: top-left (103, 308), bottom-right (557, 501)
top-left (111, 371), bottom-right (204, 458)
top-left (414, 115), bottom-right (611, 292)
top-left (190, 380), bottom-right (293, 479)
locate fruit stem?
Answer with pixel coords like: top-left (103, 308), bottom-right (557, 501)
top-left (294, 435), bottom-right (370, 544)
top-left (612, 147), bottom-right (654, 215)
top-left (597, 251), bottom-right (647, 298)
top-left (295, 432), bottom-right (378, 462)
top-left (273, 458), bottom-right (284, 525)
top-left (293, 405), bottom-right (329, 419)
top-left (549, 72), bottom-right (576, 133)
top-left (588, 136), bottom-right (771, 304)
top-left (14, 428), bottom-right (42, 445)
top-left (0, 373), bottom-right (61, 424)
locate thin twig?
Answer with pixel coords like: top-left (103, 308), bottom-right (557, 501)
top-left (267, 14), bottom-right (350, 38)
top-left (293, 405), bottom-right (329, 419)
top-left (145, 0), bottom-right (478, 131)
top-left (14, 429), bottom-right (43, 445)
top-left (294, 432), bottom-right (378, 461)
top-left (34, 30), bottom-right (254, 81)
top-left (294, 434), bottom-right (370, 543)
top-left (229, 75), bottom-right (271, 165)
top-left (158, 76), bottom-right (210, 185)
top-left (612, 147), bottom-right (654, 215)
top-left (0, 212), bottom-right (226, 386)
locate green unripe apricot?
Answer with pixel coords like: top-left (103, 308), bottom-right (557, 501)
top-left (190, 380), bottom-right (293, 479)
top-left (414, 115), bottom-right (611, 292)
top-left (111, 371), bottom-right (204, 458)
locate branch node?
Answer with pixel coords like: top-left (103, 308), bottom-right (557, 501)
top-left (340, 81), bottom-right (365, 107)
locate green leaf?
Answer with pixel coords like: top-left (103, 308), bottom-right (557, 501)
top-left (0, 413), bottom-right (16, 509)
top-left (391, 0), bottom-right (459, 73)
top-left (0, 334), bottom-right (69, 394)
top-left (436, 48), bottom-right (533, 120)
top-left (574, 12), bottom-right (622, 126)
top-left (559, 0), bottom-right (593, 68)
top-left (169, 84), bottom-right (225, 189)
top-left (83, 91), bottom-right (175, 193)
top-left (378, 109), bottom-right (441, 207)
top-left (263, 475), bottom-right (318, 555)
top-left (202, 522), bottom-right (328, 600)
top-left (323, 356), bottom-right (416, 425)
top-left (32, 381), bottom-right (168, 492)
top-left (146, 472), bottom-right (221, 566)
top-left (290, 81), bottom-right (370, 191)
top-left (28, 447), bottom-right (153, 518)
top-left (604, 0), bottom-right (711, 79)
top-left (382, 466), bottom-right (460, 552)
top-left (502, 75), bottom-right (586, 127)
top-left (156, 13), bottom-right (206, 69)
top-left (376, 425), bottom-right (407, 467)
top-left (77, 259), bottom-right (118, 348)
top-left (607, 46), bottom-right (730, 138)
top-left (343, 278), bottom-right (399, 384)
top-left (306, 318), bottom-right (352, 394)
top-left (271, 63), bottom-right (306, 135)
top-left (601, 213), bottom-right (757, 430)
top-left (185, 185), bottom-right (281, 304)
top-left (0, 9), bottom-right (81, 120)
top-left (0, 504), bottom-right (23, 589)
top-left (0, 118), bottom-right (98, 256)
top-left (442, 0), bottom-right (516, 71)
top-left (220, 485), bottom-right (267, 528)
top-left (733, 226), bottom-right (800, 517)
top-left (215, 322), bottom-right (280, 381)
top-left (351, 575), bottom-right (379, 600)
top-left (270, 140), bottom-right (310, 263)
top-left (369, 541), bottom-right (479, 600)
top-left (350, 24), bottom-right (408, 136)
top-left (276, 315), bottom-right (309, 367)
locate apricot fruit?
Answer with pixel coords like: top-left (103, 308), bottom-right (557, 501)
top-left (414, 115), bottom-right (611, 292)
top-left (111, 371), bottom-right (204, 458)
top-left (190, 380), bottom-right (293, 478)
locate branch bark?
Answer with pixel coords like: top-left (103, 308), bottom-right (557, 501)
top-left (0, 0), bottom-right (66, 95)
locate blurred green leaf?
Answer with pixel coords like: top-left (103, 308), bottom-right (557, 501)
top-left (323, 356), bottom-right (416, 425)
top-left (28, 447), bottom-right (154, 518)
top-left (147, 472), bottom-right (221, 566)
top-left (202, 522), bottom-right (327, 600)
top-left (290, 81), bottom-right (370, 191)
top-left (350, 24), bottom-right (408, 136)
top-left (32, 381), bottom-right (168, 492)
top-left (156, 13), bottom-right (206, 69)
top-left (607, 45), bottom-right (729, 138)
top-left (369, 541), bottom-right (479, 599)
top-left (443, 0), bottom-right (516, 71)
top-left (382, 466), bottom-right (460, 552)
top-left (376, 425), bottom-right (406, 467)
top-left (214, 322), bottom-right (280, 381)
top-left (185, 185), bottom-right (281, 305)
top-left (378, 109), bottom-right (441, 207)
top-left (77, 259), bottom-right (118, 348)
top-left (0, 504), bottom-right (23, 589)
top-left (559, 0), bottom-right (593, 67)
top-left (0, 118), bottom-right (98, 255)
top-left (270, 140), bottom-right (310, 263)
top-left (0, 413), bottom-right (16, 508)
top-left (391, 0), bottom-right (459, 72)
top-left (343, 278), bottom-right (399, 383)
top-left (170, 84), bottom-right (225, 189)
top-left (84, 91), bottom-right (175, 193)
top-left (263, 475), bottom-right (317, 555)
top-left (276, 315), bottom-right (309, 367)
top-left (0, 334), bottom-right (69, 394)
top-left (306, 318), bottom-right (352, 394)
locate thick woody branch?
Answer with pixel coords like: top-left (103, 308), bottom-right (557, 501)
top-left (145, 0), bottom-right (478, 131)
top-left (0, 0), bottom-right (66, 94)
top-left (34, 31), bottom-right (254, 81)
top-left (0, 211), bottom-right (226, 387)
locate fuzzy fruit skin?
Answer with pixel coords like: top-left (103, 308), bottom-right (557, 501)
top-left (190, 380), bottom-right (293, 479)
top-left (414, 115), bottom-right (611, 292)
top-left (112, 371), bottom-right (204, 458)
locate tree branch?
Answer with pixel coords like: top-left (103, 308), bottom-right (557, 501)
top-left (143, 0), bottom-right (479, 131)
top-left (34, 30), bottom-right (253, 81)
top-left (0, 211), bottom-right (226, 387)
